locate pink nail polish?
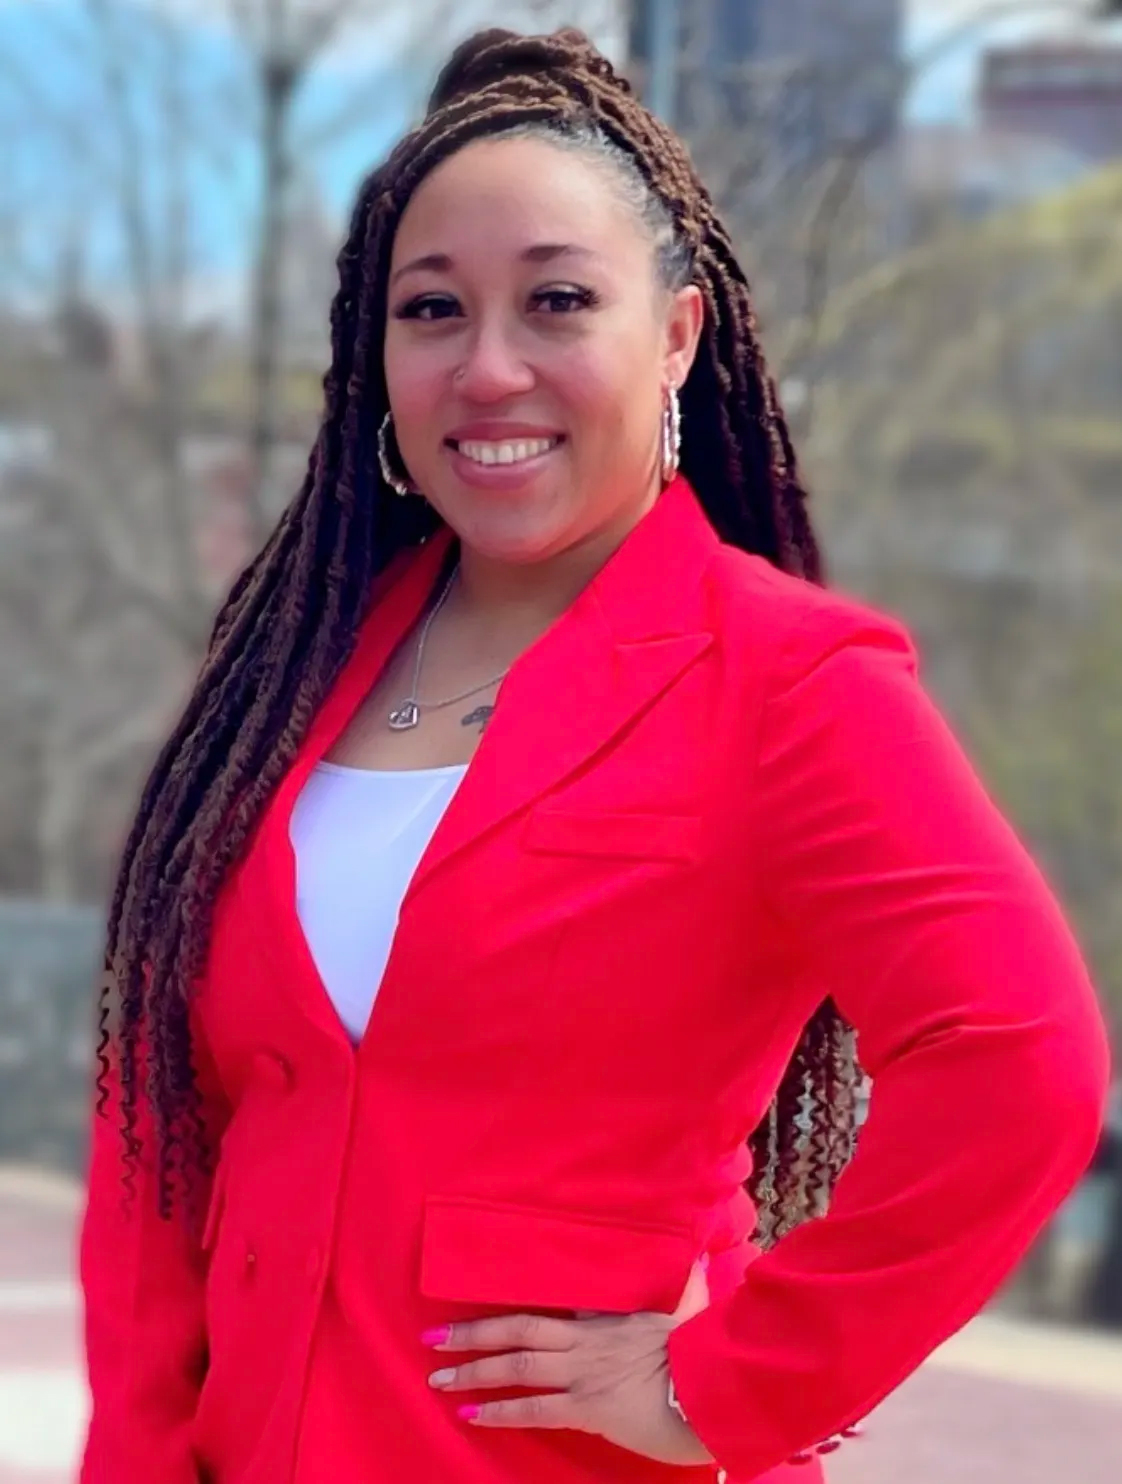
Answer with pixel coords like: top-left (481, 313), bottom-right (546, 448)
top-left (458, 1404), bottom-right (482, 1422)
top-left (422, 1326), bottom-right (452, 1346)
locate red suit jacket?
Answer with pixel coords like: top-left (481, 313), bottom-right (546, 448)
top-left (79, 475), bottom-right (1111, 1484)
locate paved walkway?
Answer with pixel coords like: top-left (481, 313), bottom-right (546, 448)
top-left (1, 1167), bottom-right (1118, 1483)
top-left (0, 1170), bottom-right (86, 1482)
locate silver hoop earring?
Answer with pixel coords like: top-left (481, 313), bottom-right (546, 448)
top-left (377, 411), bottom-right (416, 498)
top-left (660, 384), bottom-right (682, 487)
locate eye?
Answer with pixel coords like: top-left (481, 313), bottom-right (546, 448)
top-left (395, 293), bottom-right (461, 322)
top-left (531, 285), bottom-right (599, 314)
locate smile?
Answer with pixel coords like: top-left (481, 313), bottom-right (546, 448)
top-left (448, 436), bottom-right (563, 467)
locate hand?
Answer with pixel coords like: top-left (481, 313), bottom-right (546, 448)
top-left (424, 1259), bottom-right (715, 1466)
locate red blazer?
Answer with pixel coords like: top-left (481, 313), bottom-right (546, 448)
top-left (79, 475), bottom-right (1111, 1484)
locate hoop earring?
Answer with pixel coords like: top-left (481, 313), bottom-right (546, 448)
top-left (660, 385), bottom-right (682, 487)
top-left (377, 411), bottom-right (416, 497)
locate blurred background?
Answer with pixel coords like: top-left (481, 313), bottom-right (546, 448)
top-left (0, 0), bottom-right (1120, 1478)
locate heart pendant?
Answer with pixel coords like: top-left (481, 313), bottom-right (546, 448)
top-left (387, 701), bottom-right (420, 731)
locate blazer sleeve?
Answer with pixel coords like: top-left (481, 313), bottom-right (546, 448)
top-left (78, 1022), bottom-right (229, 1483)
top-left (665, 602), bottom-right (1112, 1481)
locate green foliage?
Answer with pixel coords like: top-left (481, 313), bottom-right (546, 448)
top-left (964, 593), bottom-right (1122, 1043)
top-left (803, 163), bottom-right (1122, 1047)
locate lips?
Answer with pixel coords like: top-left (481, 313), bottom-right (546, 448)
top-left (444, 425), bottom-right (566, 471)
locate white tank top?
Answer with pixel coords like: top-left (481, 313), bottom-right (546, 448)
top-left (288, 761), bottom-right (468, 1043)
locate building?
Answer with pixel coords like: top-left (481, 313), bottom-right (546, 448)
top-left (980, 41), bottom-right (1122, 164)
top-left (628, 0), bottom-right (906, 174)
top-left (902, 122), bottom-right (1096, 231)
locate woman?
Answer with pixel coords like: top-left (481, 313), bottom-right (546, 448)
top-left (78, 27), bottom-right (1110, 1484)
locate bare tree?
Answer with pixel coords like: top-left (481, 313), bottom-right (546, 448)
top-left (680, 0), bottom-right (1122, 438)
top-left (0, 1), bottom-right (621, 898)
top-left (229, 1), bottom-right (402, 546)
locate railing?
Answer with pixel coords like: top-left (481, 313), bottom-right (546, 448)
top-left (0, 898), bottom-right (102, 1176)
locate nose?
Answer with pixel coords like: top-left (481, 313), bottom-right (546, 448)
top-left (453, 323), bottom-right (534, 403)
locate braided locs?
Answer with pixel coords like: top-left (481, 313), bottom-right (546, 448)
top-left (98, 26), bottom-right (861, 1248)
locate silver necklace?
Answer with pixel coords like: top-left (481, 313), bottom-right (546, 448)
top-left (387, 564), bottom-right (510, 732)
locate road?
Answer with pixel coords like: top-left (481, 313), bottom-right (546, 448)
top-left (1, 1169), bottom-right (1119, 1483)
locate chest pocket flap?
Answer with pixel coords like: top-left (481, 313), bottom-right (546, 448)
top-left (523, 808), bottom-right (701, 864)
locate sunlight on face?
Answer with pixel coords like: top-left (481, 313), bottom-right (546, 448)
top-left (383, 134), bottom-right (701, 566)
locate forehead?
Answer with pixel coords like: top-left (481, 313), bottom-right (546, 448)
top-left (391, 135), bottom-right (649, 269)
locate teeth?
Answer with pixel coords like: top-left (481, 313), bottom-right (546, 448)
top-left (457, 437), bottom-right (558, 466)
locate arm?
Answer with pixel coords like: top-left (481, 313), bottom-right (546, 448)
top-left (666, 605), bottom-right (1112, 1480)
top-left (79, 1026), bottom-right (229, 1483)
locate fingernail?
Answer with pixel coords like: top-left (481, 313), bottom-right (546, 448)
top-left (429, 1368), bottom-right (457, 1388)
top-left (422, 1326), bottom-right (452, 1346)
top-left (700, 1253), bottom-right (710, 1271)
top-left (458, 1404), bottom-right (482, 1422)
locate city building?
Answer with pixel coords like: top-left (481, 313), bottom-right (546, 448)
top-left (980, 41), bottom-right (1122, 164)
top-left (902, 122), bottom-right (1096, 231)
top-left (627, 0), bottom-right (906, 174)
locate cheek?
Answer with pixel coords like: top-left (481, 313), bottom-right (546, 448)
top-left (552, 341), bottom-right (660, 440)
top-left (558, 356), bottom-right (661, 454)
top-left (383, 332), bottom-right (447, 429)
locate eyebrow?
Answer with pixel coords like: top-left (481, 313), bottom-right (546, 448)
top-left (390, 243), bottom-right (598, 286)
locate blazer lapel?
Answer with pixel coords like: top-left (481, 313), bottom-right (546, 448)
top-left (248, 532), bottom-right (455, 1045)
top-left (244, 476), bottom-right (719, 1047)
top-left (295, 534), bottom-right (456, 765)
top-left (406, 475), bottom-right (718, 900)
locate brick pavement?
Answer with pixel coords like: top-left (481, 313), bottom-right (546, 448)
top-left (1, 1169), bottom-right (1119, 1483)
top-left (0, 1171), bottom-right (84, 1484)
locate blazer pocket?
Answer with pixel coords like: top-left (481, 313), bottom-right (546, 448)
top-left (523, 807), bottom-right (702, 864)
top-left (419, 1194), bottom-right (698, 1316)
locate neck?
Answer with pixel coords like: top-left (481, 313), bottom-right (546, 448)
top-left (449, 484), bottom-right (663, 637)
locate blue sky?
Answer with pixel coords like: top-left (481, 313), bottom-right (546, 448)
top-left (0, 0), bottom-right (421, 303)
top-left (1, 1), bottom-right (1118, 304)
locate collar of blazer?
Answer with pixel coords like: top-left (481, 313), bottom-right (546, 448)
top-left (255, 473), bottom-right (718, 924)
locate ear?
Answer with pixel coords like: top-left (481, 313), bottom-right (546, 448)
top-left (662, 284), bottom-right (705, 393)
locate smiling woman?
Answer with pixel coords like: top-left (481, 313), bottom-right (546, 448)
top-left (77, 23), bottom-right (1109, 1484)
top-left (380, 134), bottom-right (702, 562)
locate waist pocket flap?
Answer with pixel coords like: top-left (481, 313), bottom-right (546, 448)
top-left (420, 1195), bottom-right (698, 1316)
top-left (523, 808), bottom-right (702, 863)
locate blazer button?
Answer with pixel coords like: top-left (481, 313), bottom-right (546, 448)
top-left (243, 1245), bottom-right (258, 1278)
top-left (252, 1050), bottom-right (294, 1092)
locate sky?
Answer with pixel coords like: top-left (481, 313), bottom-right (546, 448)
top-left (2, 0), bottom-right (1120, 311)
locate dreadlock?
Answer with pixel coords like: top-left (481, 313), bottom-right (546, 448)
top-left (97, 26), bottom-right (862, 1249)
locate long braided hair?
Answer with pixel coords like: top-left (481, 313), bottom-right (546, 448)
top-left (97, 26), bottom-right (861, 1249)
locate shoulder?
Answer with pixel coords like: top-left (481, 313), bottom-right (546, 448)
top-left (701, 543), bottom-right (919, 687)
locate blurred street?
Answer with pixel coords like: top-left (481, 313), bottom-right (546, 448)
top-left (1, 1168), bottom-right (1118, 1484)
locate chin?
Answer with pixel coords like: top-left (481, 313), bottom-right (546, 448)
top-left (456, 525), bottom-right (567, 567)
top-left (438, 498), bottom-right (576, 566)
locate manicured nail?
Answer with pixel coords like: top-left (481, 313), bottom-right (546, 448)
top-left (429, 1368), bottom-right (457, 1388)
top-left (422, 1326), bottom-right (452, 1346)
top-left (458, 1404), bottom-right (482, 1422)
top-left (700, 1253), bottom-right (710, 1271)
